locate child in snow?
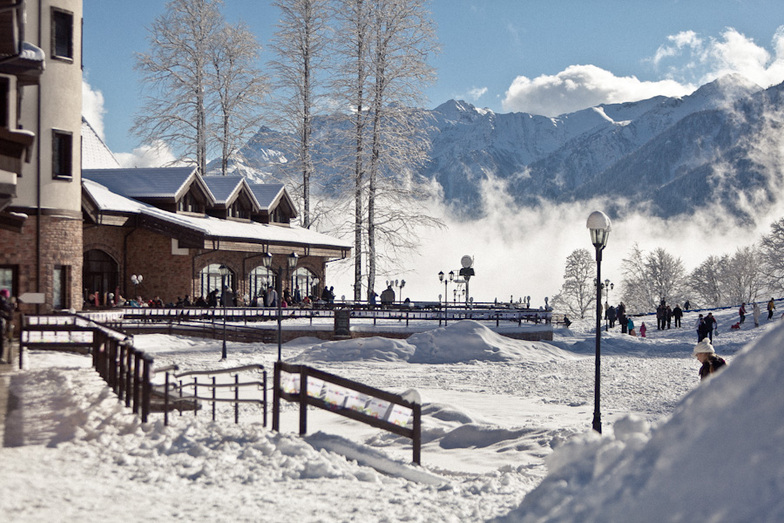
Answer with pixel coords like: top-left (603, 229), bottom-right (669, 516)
top-left (693, 339), bottom-right (726, 381)
top-left (640, 322), bottom-right (647, 337)
top-left (627, 317), bottom-right (635, 336)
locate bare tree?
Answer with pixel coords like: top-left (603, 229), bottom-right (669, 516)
top-left (721, 246), bottom-right (766, 305)
top-left (134, 0), bottom-right (225, 173)
top-left (760, 217), bottom-right (784, 294)
top-left (332, 0), bottom-right (373, 300)
top-left (363, 0), bottom-right (438, 300)
top-left (689, 255), bottom-right (725, 308)
top-left (269, 0), bottom-right (330, 228)
top-left (551, 248), bottom-right (596, 319)
top-left (621, 244), bottom-right (686, 313)
top-left (209, 22), bottom-right (268, 176)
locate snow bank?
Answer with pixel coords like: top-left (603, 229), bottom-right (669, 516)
top-left (496, 322), bottom-right (784, 522)
top-left (294, 320), bottom-right (576, 364)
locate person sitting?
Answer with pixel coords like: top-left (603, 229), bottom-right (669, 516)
top-left (379, 285), bottom-right (395, 307)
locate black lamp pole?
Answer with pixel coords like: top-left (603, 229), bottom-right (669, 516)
top-left (587, 211), bottom-right (611, 434)
top-left (219, 265), bottom-right (229, 360)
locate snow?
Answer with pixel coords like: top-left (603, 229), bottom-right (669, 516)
top-left (1, 305), bottom-right (781, 521)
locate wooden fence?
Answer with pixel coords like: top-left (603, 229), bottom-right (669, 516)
top-left (273, 361), bottom-right (422, 464)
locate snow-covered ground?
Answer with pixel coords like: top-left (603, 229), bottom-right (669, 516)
top-left (0, 304), bottom-right (780, 521)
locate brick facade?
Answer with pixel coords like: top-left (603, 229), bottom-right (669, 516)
top-left (0, 214), bottom-right (82, 314)
top-left (83, 224), bottom-right (327, 305)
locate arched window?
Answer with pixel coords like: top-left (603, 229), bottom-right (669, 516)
top-left (248, 265), bottom-right (275, 304)
top-left (292, 267), bottom-right (317, 300)
top-left (83, 249), bottom-right (118, 305)
top-left (199, 264), bottom-right (234, 303)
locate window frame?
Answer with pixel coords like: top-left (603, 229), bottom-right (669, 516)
top-left (52, 129), bottom-right (73, 180)
top-left (51, 7), bottom-right (74, 61)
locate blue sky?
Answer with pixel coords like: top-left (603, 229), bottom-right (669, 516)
top-left (83, 0), bottom-right (784, 159)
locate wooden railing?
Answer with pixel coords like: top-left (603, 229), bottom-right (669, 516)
top-left (273, 361), bottom-right (422, 464)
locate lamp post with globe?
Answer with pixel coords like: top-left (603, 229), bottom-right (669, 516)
top-left (587, 210), bottom-right (611, 434)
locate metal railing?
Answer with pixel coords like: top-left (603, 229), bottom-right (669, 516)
top-left (20, 313), bottom-right (155, 422)
top-left (163, 364), bottom-right (268, 427)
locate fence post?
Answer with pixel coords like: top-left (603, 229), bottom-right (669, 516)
top-left (164, 371), bottom-right (170, 426)
top-left (413, 403), bottom-right (422, 465)
top-left (125, 348), bottom-right (133, 408)
top-left (133, 350), bottom-right (142, 416)
top-left (234, 374), bottom-right (239, 424)
top-left (272, 361), bottom-right (280, 431)
top-left (211, 376), bottom-right (217, 421)
top-left (118, 343), bottom-right (126, 402)
top-left (262, 369), bottom-right (267, 428)
top-left (141, 354), bottom-right (152, 423)
top-left (299, 367), bottom-right (308, 435)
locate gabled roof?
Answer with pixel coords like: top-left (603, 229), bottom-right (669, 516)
top-left (202, 175), bottom-right (260, 210)
top-left (82, 179), bottom-right (351, 255)
top-left (81, 118), bottom-right (120, 169)
top-left (248, 183), bottom-right (298, 218)
top-left (83, 166), bottom-right (215, 206)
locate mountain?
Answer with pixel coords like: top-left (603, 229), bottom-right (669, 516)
top-left (211, 74), bottom-right (784, 223)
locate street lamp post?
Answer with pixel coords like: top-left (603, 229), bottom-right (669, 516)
top-left (218, 265), bottom-right (229, 360)
top-left (263, 253), bottom-right (299, 361)
top-left (438, 271), bottom-right (454, 326)
top-left (587, 210), bottom-right (612, 434)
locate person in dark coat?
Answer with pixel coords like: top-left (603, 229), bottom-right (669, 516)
top-left (617, 302), bottom-right (627, 333)
top-left (672, 304), bottom-right (683, 328)
top-left (693, 339), bottom-right (726, 381)
top-left (606, 305), bottom-right (617, 328)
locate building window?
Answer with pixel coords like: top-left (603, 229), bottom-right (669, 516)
top-left (199, 264), bottom-right (233, 304)
top-left (0, 266), bottom-right (16, 297)
top-left (52, 8), bottom-right (74, 60)
top-left (248, 266), bottom-right (275, 304)
top-left (52, 130), bottom-right (73, 179)
top-left (53, 265), bottom-right (68, 309)
top-left (0, 77), bottom-right (8, 127)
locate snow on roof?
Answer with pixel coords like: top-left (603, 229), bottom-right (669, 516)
top-left (83, 179), bottom-right (351, 249)
top-left (83, 167), bottom-right (199, 199)
top-left (249, 183), bottom-right (285, 210)
top-left (202, 175), bottom-right (249, 205)
top-left (81, 118), bottom-right (120, 169)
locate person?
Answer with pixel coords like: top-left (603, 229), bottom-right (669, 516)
top-left (563, 315), bottom-right (571, 328)
top-left (267, 286), bottom-right (278, 308)
top-left (0, 289), bottom-right (12, 362)
top-left (753, 302), bottom-right (761, 327)
top-left (703, 312), bottom-right (717, 342)
top-left (640, 322), bottom-right (647, 337)
top-left (368, 289), bottom-right (378, 308)
top-left (627, 316), bottom-right (635, 336)
top-left (739, 302), bottom-right (746, 324)
top-left (696, 314), bottom-right (706, 342)
top-left (672, 304), bottom-right (683, 328)
top-left (768, 298), bottom-right (776, 320)
top-left (693, 339), bottom-right (726, 381)
top-left (606, 305), bottom-right (617, 328)
top-left (666, 305), bottom-right (672, 329)
top-left (379, 285), bottom-right (395, 307)
top-left (684, 300), bottom-right (691, 310)
top-left (656, 302), bottom-right (665, 330)
top-left (617, 302), bottom-right (627, 334)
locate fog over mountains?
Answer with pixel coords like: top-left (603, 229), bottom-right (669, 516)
top-left (217, 74), bottom-right (784, 224)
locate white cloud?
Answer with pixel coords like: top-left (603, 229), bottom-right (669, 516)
top-left (467, 87), bottom-right (488, 101)
top-left (115, 141), bottom-right (181, 168)
top-left (82, 80), bottom-right (106, 140)
top-left (652, 27), bottom-right (784, 90)
top-left (501, 26), bottom-right (784, 118)
top-left (501, 64), bottom-right (692, 116)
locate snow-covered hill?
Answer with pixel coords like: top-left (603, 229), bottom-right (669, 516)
top-left (210, 74), bottom-right (784, 223)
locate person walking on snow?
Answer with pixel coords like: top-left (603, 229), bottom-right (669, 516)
top-left (739, 302), bottom-right (746, 324)
top-left (640, 322), bottom-right (647, 337)
top-left (673, 304), bottom-right (683, 328)
top-left (627, 317), bottom-right (635, 336)
top-left (768, 298), bottom-right (776, 320)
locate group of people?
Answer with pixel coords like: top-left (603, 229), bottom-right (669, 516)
top-left (655, 301), bottom-right (684, 329)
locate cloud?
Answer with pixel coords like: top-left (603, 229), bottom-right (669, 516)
top-left (114, 141), bottom-right (181, 168)
top-left (82, 80), bottom-right (106, 140)
top-left (467, 87), bottom-right (488, 101)
top-left (501, 64), bottom-right (692, 116)
top-left (653, 27), bottom-right (784, 90)
top-left (501, 26), bottom-right (784, 117)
